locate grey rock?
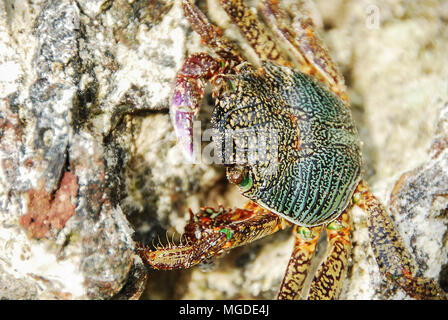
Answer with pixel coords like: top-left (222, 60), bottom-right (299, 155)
top-left (0, 0), bottom-right (167, 299)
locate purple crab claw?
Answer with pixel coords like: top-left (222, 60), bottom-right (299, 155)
top-left (170, 53), bottom-right (222, 162)
top-left (170, 77), bottom-right (203, 162)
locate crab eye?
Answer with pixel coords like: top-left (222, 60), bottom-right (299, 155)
top-left (226, 166), bottom-right (253, 191)
top-left (239, 172), bottom-right (253, 191)
top-left (227, 167), bottom-right (244, 185)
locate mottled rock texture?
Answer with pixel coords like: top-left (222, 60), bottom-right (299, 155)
top-left (0, 0), bottom-right (154, 299)
top-left (0, 0), bottom-right (447, 300)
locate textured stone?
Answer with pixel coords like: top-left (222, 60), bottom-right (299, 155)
top-left (0, 0), bottom-right (159, 299)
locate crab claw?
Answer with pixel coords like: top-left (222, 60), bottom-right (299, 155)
top-left (137, 204), bottom-right (287, 270)
top-left (170, 53), bottom-right (223, 162)
top-left (170, 76), bottom-right (203, 162)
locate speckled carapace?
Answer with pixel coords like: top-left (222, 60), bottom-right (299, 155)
top-left (212, 62), bottom-right (361, 226)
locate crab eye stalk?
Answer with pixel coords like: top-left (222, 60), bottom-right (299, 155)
top-left (239, 172), bottom-right (253, 191)
top-left (226, 166), bottom-right (245, 185)
top-left (226, 166), bottom-right (254, 192)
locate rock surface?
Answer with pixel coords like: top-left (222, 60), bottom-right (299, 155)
top-left (0, 0), bottom-right (447, 300)
top-left (0, 0), bottom-right (153, 299)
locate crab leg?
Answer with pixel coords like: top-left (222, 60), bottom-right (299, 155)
top-left (277, 224), bottom-right (323, 300)
top-left (354, 180), bottom-right (447, 300)
top-left (258, 0), bottom-right (348, 103)
top-left (182, 0), bottom-right (244, 64)
top-left (137, 202), bottom-right (291, 270)
top-left (307, 210), bottom-right (351, 299)
top-left (219, 0), bottom-right (289, 66)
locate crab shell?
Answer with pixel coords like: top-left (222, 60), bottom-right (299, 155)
top-left (211, 63), bottom-right (362, 227)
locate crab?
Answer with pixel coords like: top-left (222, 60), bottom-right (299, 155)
top-left (137, 0), bottom-right (447, 299)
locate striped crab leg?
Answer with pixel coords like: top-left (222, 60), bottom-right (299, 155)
top-left (218, 0), bottom-right (347, 102)
top-left (278, 210), bottom-right (351, 300)
top-left (219, 0), bottom-right (290, 66)
top-left (355, 180), bottom-right (447, 300)
top-left (137, 202), bottom-right (291, 270)
top-left (277, 224), bottom-right (323, 300)
top-left (307, 210), bottom-right (351, 299)
top-left (258, 0), bottom-right (348, 102)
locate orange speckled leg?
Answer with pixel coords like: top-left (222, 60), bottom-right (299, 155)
top-left (354, 180), bottom-right (447, 300)
top-left (277, 224), bottom-right (323, 300)
top-left (307, 210), bottom-right (351, 300)
top-left (259, 0), bottom-right (348, 102)
top-left (137, 202), bottom-right (291, 270)
top-left (182, 0), bottom-right (244, 65)
top-left (219, 0), bottom-right (290, 66)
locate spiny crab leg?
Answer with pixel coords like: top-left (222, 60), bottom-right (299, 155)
top-left (258, 0), bottom-right (348, 103)
top-left (182, 0), bottom-right (244, 63)
top-left (278, 210), bottom-right (351, 300)
top-left (307, 210), bottom-right (351, 299)
top-left (277, 224), bottom-right (323, 300)
top-left (137, 202), bottom-right (291, 270)
top-left (219, 0), bottom-right (290, 66)
top-left (354, 180), bottom-right (447, 300)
